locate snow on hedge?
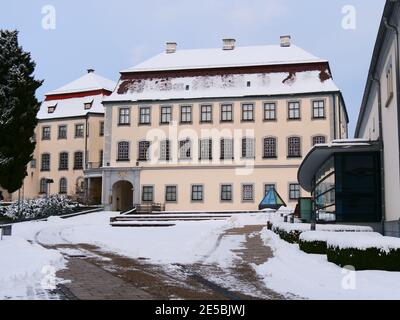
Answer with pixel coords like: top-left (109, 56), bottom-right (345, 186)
top-left (327, 234), bottom-right (400, 252)
top-left (1, 195), bottom-right (77, 221)
top-left (256, 229), bottom-right (400, 299)
top-left (0, 236), bottom-right (65, 299)
top-left (300, 231), bottom-right (382, 243)
top-left (274, 222), bottom-right (373, 233)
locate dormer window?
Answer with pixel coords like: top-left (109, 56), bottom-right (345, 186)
top-left (48, 103), bottom-right (57, 113)
top-left (84, 98), bottom-right (94, 110)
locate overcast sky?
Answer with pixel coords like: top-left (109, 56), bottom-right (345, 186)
top-left (1, 0), bottom-right (386, 135)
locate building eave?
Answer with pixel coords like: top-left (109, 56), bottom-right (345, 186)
top-left (355, 0), bottom-right (396, 137)
top-left (298, 140), bottom-right (380, 192)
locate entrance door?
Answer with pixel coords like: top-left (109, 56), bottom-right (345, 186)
top-left (112, 181), bottom-right (134, 211)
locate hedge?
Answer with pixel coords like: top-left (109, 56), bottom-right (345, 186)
top-left (272, 227), bottom-right (302, 244)
top-left (327, 246), bottom-right (400, 271)
top-left (299, 239), bottom-right (327, 254)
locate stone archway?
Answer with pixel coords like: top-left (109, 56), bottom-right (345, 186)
top-left (112, 181), bottom-right (134, 212)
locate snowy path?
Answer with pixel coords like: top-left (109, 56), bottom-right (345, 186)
top-left (28, 213), bottom-right (283, 300)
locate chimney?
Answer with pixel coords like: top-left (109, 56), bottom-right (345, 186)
top-left (280, 35), bottom-right (291, 47)
top-left (87, 68), bottom-right (95, 73)
top-left (223, 38), bottom-right (236, 50)
top-left (166, 42), bottom-right (177, 54)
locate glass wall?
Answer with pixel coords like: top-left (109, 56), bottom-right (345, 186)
top-left (312, 152), bottom-right (381, 223)
top-left (334, 152), bottom-right (381, 222)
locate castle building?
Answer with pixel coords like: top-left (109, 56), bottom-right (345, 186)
top-left (14, 70), bottom-right (115, 203)
top-left (100, 37), bottom-right (348, 211)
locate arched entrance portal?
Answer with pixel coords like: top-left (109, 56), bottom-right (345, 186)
top-left (112, 181), bottom-right (134, 212)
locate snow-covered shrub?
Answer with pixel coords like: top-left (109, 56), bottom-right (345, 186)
top-left (327, 235), bottom-right (400, 271)
top-left (273, 222), bottom-right (373, 244)
top-left (2, 195), bottom-right (77, 221)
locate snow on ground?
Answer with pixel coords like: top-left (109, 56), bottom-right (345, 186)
top-left (12, 211), bottom-right (268, 266)
top-left (0, 236), bottom-right (65, 299)
top-left (255, 229), bottom-right (400, 300)
top-left (5, 209), bottom-right (400, 300)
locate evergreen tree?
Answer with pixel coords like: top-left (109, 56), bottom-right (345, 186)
top-left (0, 30), bottom-right (42, 193)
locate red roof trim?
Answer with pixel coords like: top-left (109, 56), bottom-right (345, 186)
top-left (45, 89), bottom-right (112, 101)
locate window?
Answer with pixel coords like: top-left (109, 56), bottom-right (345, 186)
top-left (59, 152), bottom-right (69, 171)
top-left (160, 106), bottom-right (172, 124)
top-left (41, 154), bottom-right (50, 171)
top-left (288, 137), bottom-right (301, 158)
top-left (264, 103), bottom-right (276, 120)
top-left (30, 159), bottom-right (36, 169)
top-left (264, 184), bottom-right (276, 195)
top-left (313, 136), bottom-right (326, 146)
top-left (199, 139), bottom-right (212, 160)
top-left (200, 105), bottom-right (212, 123)
top-left (100, 121), bottom-right (104, 136)
top-left (48, 104), bottom-right (57, 113)
top-left (387, 62), bottom-right (394, 104)
top-left (118, 108), bottom-right (130, 125)
top-left (263, 137), bottom-right (277, 158)
top-left (288, 102), bottom-right (300, 119)
top-left (139, 106), bottom-right (151, 125)
top-left (75, 124), bottom-right (84, 138)
top-left (117, 141), bottom-right (130, 161)
top-left (241, 103), bottom-right (254, 121)
top-left (42, 126), bottom-right (51, 140)
top-left (180, 105), bottom-right (192, 123)
top-left (74, 151), bottom-right (83, 169)
top-left (313, 101), bottom-right (325, 119)
top-left (84, 101), bottom-right (93, 110)
top-left (58, 125), bottom-right (67, 139)
top-left (221, 104), bottom-right (233, 122)
top-left (242, 138), bottom-right (255, 159)
top-left (142, 186), bottom-right (154, 202)
top-left (59, 178), bottom-right (67, 194)
top-left (40, 178), bottom-right (47, 194)
top-left (242, 184), bottom-right (254, 201)
top-left (160, 140), bottom-right (170, 161)
top-left (221, 184), bottom-right (232, 201)
top-left (179, 139), bottom-right (191, 160)
top-left (220, 138), bottom-right (234, 160)
top-left (138, 141), bottom-right (150, 161)
top-left (289, 183), bottom-right (301, 200)
top-left (191, 185), bottom-right (203, 201)
top-left (165, 185), bottom-right (177, 202)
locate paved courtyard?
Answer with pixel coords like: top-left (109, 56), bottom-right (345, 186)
top-left (48, 223), bottom-right (283, 300)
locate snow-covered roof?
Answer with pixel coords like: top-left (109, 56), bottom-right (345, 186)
top-left (122, 44), bottom-right (326, 73)
top-left (38, 95), bottom-right (105, 120)
top-left (46, 72), bottom-right (116, 96)
top-left (105, 70), bottom-right (339, 103)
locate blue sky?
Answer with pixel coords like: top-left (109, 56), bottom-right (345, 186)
top-left (1, 0), bottom-right (386, 135)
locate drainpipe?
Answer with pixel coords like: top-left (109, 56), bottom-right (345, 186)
top-left (84, 115), bottom-right (89, 204)
top-left (384, 15), bottom-right (400, 234)
top-left (371, 74), bottom-right (386, 235)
